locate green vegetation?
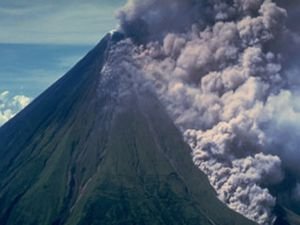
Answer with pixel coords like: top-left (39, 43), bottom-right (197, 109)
top-left (0, 35), bottom-right (258, 225)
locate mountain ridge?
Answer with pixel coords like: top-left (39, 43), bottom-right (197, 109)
top-left (0, 33), bottom-right (258, 225)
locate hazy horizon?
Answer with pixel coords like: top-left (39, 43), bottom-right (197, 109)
top-left (0, 0), bottom-right (125, 125)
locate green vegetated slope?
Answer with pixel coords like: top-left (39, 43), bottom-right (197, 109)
top-left (0, 33), bottom-right (258, 225)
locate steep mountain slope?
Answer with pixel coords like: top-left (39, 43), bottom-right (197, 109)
top-left (0, 33), bottom-right (258, 225)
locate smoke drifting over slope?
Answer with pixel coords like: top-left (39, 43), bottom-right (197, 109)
top-left (112, 0), bottom-right (300, 224)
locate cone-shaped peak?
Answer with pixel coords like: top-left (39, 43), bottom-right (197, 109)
top-left (0, 34), bottom-right (257, 225)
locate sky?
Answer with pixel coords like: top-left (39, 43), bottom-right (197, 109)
top-left (0, 0), bottom-right (125, 125)
top-left (0, 0), bottom-right (125, 44)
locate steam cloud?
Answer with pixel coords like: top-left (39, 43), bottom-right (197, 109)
top-left (109, 0), bottom-right (300, 224)
top-left (0, 91), bottom-right (31, 126)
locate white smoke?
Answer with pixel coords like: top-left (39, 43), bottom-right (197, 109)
top-left (262, 91), bottom-right (300, 175)
top-left (113, 0), bottom-right (300, 224)
top-left (0, 91), bottom-right (31, 126)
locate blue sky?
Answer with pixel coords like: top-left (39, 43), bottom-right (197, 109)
top-left (0, 0), bottom-right (125, 44)
top-left (0, 0), bottom-right (125, 125)
top-left (0, 43), bottom-right (90, 96)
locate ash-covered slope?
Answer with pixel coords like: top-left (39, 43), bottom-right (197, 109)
top-left (0, 33), bottom-right (258, 225)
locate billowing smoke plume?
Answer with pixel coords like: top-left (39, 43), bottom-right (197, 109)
top-left (110, 0), bottom-right (300, 224)
top-left (0, 91), bottom-right (31, 126)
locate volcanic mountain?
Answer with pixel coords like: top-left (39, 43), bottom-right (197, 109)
top-left (0, 33), bottom-right (263, 225)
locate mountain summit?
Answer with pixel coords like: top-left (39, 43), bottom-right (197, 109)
top-left (0, 33), bottom-right (258, 225)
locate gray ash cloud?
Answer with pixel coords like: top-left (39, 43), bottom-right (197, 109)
top-left (110, 0), bottom-right (300, 224)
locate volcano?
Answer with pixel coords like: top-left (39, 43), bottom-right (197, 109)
top-left (0, 33), bottom-right (263, 225)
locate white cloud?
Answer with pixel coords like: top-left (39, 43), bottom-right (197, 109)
top-left (0, 91), bottom-right (31, 126)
